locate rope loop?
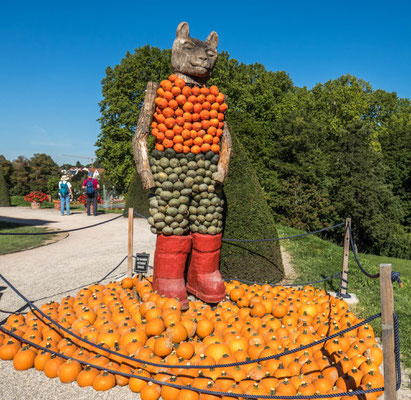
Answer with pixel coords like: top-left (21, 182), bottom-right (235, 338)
top-left (391, 271), bottom-right (403, 287)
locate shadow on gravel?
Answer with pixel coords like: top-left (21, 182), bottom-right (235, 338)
top-left (0, 217), bottom-right (58, 226)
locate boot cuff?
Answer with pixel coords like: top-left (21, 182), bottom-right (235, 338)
top-left (191, 233), bottom-right (222, 252)
top-left (156, 234), bottom-right (192, 253)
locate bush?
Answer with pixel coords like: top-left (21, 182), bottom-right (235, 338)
top-left (124, 170), bottom-right (151, 218)
top-left (0, 167), bottom-right (10, 206)
top-left (220, 128), bottom-right (284, 283)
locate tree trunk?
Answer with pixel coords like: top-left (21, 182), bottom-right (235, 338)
top-left (132, 81), bottom-right (159, 189)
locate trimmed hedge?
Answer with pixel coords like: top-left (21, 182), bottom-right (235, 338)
top-left (220, 128), bottom-right (284, 283)
top-left (125, 170), bottom-right (151, 218)
top-left (0, 167), bottom-right (10, 207)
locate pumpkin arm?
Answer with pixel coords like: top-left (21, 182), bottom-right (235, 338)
top-left (132, 81), bottom-right (159, 189)
top-left (214, 123), bottom-right (232, 184)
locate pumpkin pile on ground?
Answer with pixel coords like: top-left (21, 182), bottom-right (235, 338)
top-left (0, 277), bottom-right (384, 399)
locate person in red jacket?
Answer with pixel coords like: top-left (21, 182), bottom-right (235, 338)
top-left (82, 172), bottom-right (100, 216)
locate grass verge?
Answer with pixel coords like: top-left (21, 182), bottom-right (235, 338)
top-left (0, 221), bottom-right (57, 255)
top-left (277, 224), bottom-right (410, 374)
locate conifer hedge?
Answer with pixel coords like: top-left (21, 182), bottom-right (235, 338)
top-left (0, 167), bottom-right (10, 207)
top-left (124, 170), bottom-right (151, 218)
top-left (220, 129), bottom-right (284, 283)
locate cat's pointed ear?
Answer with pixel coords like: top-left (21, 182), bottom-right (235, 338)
top-left (176, 22), bottom-right (190, 39)
top-left (206, 31), bottom-right (218, 49)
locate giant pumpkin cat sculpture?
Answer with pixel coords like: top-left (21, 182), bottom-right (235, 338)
top-left (132, 22), bottom-right (232, 309)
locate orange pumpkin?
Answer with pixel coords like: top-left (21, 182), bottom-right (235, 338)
top-left (92, 371), bottom-right (116, 391)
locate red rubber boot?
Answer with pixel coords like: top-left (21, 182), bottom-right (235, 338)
top-left (186, 233), bottom-right (226, 303)
top-left (153, 234), bottom-right (192, 310)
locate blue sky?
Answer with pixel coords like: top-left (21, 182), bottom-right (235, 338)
top-left (1, 0), bottom-right (410, 165)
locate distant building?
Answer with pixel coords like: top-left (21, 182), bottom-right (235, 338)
top-left (87, 168), bottom-right (104, 179)
top-left (60, 166), bottom-right (103, 179)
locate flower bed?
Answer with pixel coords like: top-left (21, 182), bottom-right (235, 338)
top-left (24, 192), bottom-right (49, 204)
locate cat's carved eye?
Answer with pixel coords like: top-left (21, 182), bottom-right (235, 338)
top-left (183, 42), bottom-right (194, 50)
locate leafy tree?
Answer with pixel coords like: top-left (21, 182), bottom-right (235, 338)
top-left (9, 156), bottom-right (31, 196)
top-left (47, 176), bottom-right (61, 199)
top-left (60, 163), bottom-right (72, 171)
top-left (329, 121), bottom-right (409, 257)
top-left (0, 166), bottom-right (10, 206)
top-left (379, 98), bottom-right (411, 228)
top-left (93, 158), bottom-right (103, 168)
top-left (29, 153), bottom-right (60, 192)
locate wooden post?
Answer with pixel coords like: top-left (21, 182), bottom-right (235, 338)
top-left (339, 218), bottom-right (351, 297)
top-left (380, 264), bottom-right (397, 400)
top-left (127, 208), bottom-right (134, 277)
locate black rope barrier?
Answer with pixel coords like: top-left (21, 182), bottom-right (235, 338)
top-left (0, 272), bottom-right (382, 370)
top-left (0, 326), bottom-right (385, 399)
top-left (393, 312), bottom-right (401, 391)
top-left (348, 225), bottom-right (403, 288)
top-left (225, 272), bottom-right (341, 287)
top-left (222, 222), bottom-right (345, 243)
top-left (348, 225), bottom-right (379, 279)
top-left (132, 210), bottom-right (149, 219)
top-left (0, 212), bottom-right (126, 236)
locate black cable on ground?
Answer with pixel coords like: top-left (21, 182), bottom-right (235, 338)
top-left (0, 326), bottom-right (385, 400)
top-left (0, 212), bottom-right (126, 236)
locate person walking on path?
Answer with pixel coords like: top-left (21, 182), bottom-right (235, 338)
top-left (82, 172), bottom-right (100, 216)
top-left (58, 175), bottom-right (73, 216)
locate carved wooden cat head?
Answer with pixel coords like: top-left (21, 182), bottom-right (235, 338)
top-left (171, 22), bottom-right (218, 86)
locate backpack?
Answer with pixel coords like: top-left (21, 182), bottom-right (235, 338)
top-left (60, 181), bottom-right (69, 196)
top-left (86, 179), bottom-right (95, 195)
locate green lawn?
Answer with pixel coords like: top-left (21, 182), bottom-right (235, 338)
top-left (0, 221), bottom-right (57, 255)
top-left (276, 224), bottom-right (411, 374)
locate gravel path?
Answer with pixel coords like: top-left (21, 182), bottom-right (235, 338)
top-left (0, 206), bottom-right (155, 399)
